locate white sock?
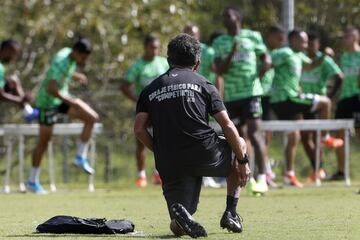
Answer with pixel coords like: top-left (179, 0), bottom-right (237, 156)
top-left (77, 142), bottom-right (89, 159)
top-left (138, 170), bottom-right (146, 178)
top-left (29, 167), bottom-right (41, 183)
top-left (23, 104), bottom-right (34, 116)
top-left (257, 174), bottom-right (267, 182)
top-left (322, 134), bottom-right (330, 141)
top-left (286, 170), bottom-right (295, 177)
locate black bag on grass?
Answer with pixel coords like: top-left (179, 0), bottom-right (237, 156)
top-left (36, 215), bottom-right (135, 234)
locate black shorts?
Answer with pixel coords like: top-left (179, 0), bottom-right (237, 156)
top-left (335, 95), bottom-right (360, 128)
top-left (161, 136), bottom-right (233, 219)
top-left (261, 96), bottom-right (272, 121)
top-left (38, 103), bottom-right (70, 125)
top-left (225, 97), bottom-right (262, 125)
top-left (271, 94), bottom-right (317, 120)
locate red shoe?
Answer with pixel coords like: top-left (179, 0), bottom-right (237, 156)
top-left (153, 172), bottom-right (162, 185)
top-left (321, 136), bottom-right (343, 148)
top-left (284, 174), bottom-right (304, 188)
top-left (306, 168), bottom-right (326, 183)
top-left (137, 176), bottom-right (147, 188)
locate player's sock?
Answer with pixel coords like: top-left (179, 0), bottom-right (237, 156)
top-left (286, 170), bottom-right (295, 177)
top-left (77, 141), bottom-right (89, 159)
top-left (257, 174), bottom-right (266, 182)
top-left (23, 103), bottom-right (34, 116)
top-left (29, 167), bottom-right (41, 183)
top-left (138, 170), bottom-right (146, 178)
top-left (226, 195), bottom-right (239, 216)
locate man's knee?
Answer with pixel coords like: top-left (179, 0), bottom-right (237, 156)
top-left (316, 96), bottom-right (331, 110)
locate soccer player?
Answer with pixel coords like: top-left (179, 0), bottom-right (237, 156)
top-left (28, 38), bottom-right (99, 194)
top-left (270, 29), bottom-right (343, 188)
top-left (300, 32), bottom-right (343, 182)
top-left (183, 24), bottom-right (222, 188)
top-left (330, 27), bottom-right (360, 180)
top-left (121, 34), bottom-right (168, 187)
top-left (261, 25), bottom-right (287, 187)
top-left (134, 33), bottom-right (250, 237)
top-left (0, 39), bottom-right (38, 122)
top-left (213, 6), bottom-right (271, 194)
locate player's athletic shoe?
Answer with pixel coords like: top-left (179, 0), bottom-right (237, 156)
top-left (246, 177), bottom-right (256, 194)
top-left (153, 172), bottom-right (162, 185)
top-left (26, 181), bottom-right (48, 195)
top-left (170, 219), bottom-right (186, 237)
top-left (202, 177), bottom-right (221, 188)
top-left (327, 171), bottom-right (345, 181)
top-left (306, 168), bottom-right (326, 183)
top-left (284, 174), bottom-right (304, 188)
top-left (251, 179), bottom-right (269, 194)
top-left (170, 203), bottom-right (207, 238)
top-left (24, 108), bottom-right (39, 123)
top-left (321, 136), bottom-right (343, 148)
top-left (266, 174), bottom-right (278, 188)
top-left (73, 155), bottom-right (94, 175)
top-left (220, 210), bottom-right (243, 233)
top-left (137, 176), bottom-right (147, 188)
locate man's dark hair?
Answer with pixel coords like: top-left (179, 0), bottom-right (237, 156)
top-left (308, 31), bottom-right (320, 42)
top-left (266, 25), bottom-right (285, 35)
top-left (209, 31), bottom-right (224, 45)
top-left (167, 33), bottom-right (201, 67)
top-left (144, 34), bottom-right (158, 46)
top-left (0, 39), bottom-right (19, 51)
top-left (73, 38), bottom-right (92, 54)
top-left (288, 29), bottom-right (303, 41)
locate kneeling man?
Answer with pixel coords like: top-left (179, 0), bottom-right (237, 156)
top-left (134, 34), bottom-right (250, 238)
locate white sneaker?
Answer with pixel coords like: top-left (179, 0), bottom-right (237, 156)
top-left (202, 177), bottom-right (221, 188)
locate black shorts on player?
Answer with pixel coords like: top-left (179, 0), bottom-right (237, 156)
top-left (162, 137), bottom-right (232, 219)
top-left (261, 95), bottom-right (272, 121)
top-left (38, 102), bottom-right (70, 125)
top-left (225, 96), bottom-right (262, 124)
top-left (335, 95), bottom-right (360, 128)
top-left (271, 94), bottom-right (319, 120)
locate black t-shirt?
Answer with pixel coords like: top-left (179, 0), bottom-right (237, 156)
top-left (136, 67), bottom-right (226, 178)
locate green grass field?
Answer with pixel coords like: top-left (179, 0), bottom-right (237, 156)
top-left (1, 183), bottom-right (360, 240)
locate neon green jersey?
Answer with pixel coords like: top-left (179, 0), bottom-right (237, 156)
top-left (199, 43), bottom-right (216, 84)
top-left (271, 47), bottom-right (311, 103)
top-left (339, 50), bottom-right (360, 99)
top-left (0, 63), bottom-right (5, 89)
top-left (36, 48), bottom-right (76, 108)
top-left (301, 52), bottom-right (342, 96)
top-left (124, 56), bottom-right (168, 96)
top-left (261, 67), bottom-right (274, 96)
top-left (213, 30), bottom-right (267, 102)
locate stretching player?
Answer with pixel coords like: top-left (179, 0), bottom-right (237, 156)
top-left (261, 25), bottom-right (286, 187)
top-left (28, 38), bottom-right (99, 194)
top-left (270, 30), bottom-right (343, 188)
top-left (121, 34), bottom-right (168, 187)
top-left (213, 6), bottom-right (271, 194)
top-left (300, 32), bottom-right (343, 182)
top-left (0, 39), bottom-right (38, 122)
top-left (134, 33), bottom-right (250, 237)
top-left (330, 27), bottom-right (360, 180)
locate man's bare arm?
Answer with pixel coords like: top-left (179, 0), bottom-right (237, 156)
top-left (134, 112), bottom-right (153, 151)
top-left (327, 73), bottom-right (344, 99)
top-left (215, 42), bottom-right (239, 75)
top-left (0, 89), bottom-right (24, 106)
top-left (47, 80), bottom-right (76, 106)
top-left (121, 80), bottom-right (138, 102)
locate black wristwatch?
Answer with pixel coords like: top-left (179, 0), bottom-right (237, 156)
top-left (238, 153), bottom-right (249, 165)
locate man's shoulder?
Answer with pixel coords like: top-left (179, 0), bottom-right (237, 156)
top-left (52, 47), bottom-right (73, 66)
top-left (213, 35), bottom-right (232, 45)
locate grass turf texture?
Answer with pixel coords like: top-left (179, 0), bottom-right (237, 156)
top-left (0, 183), bottom-right (359, 239)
